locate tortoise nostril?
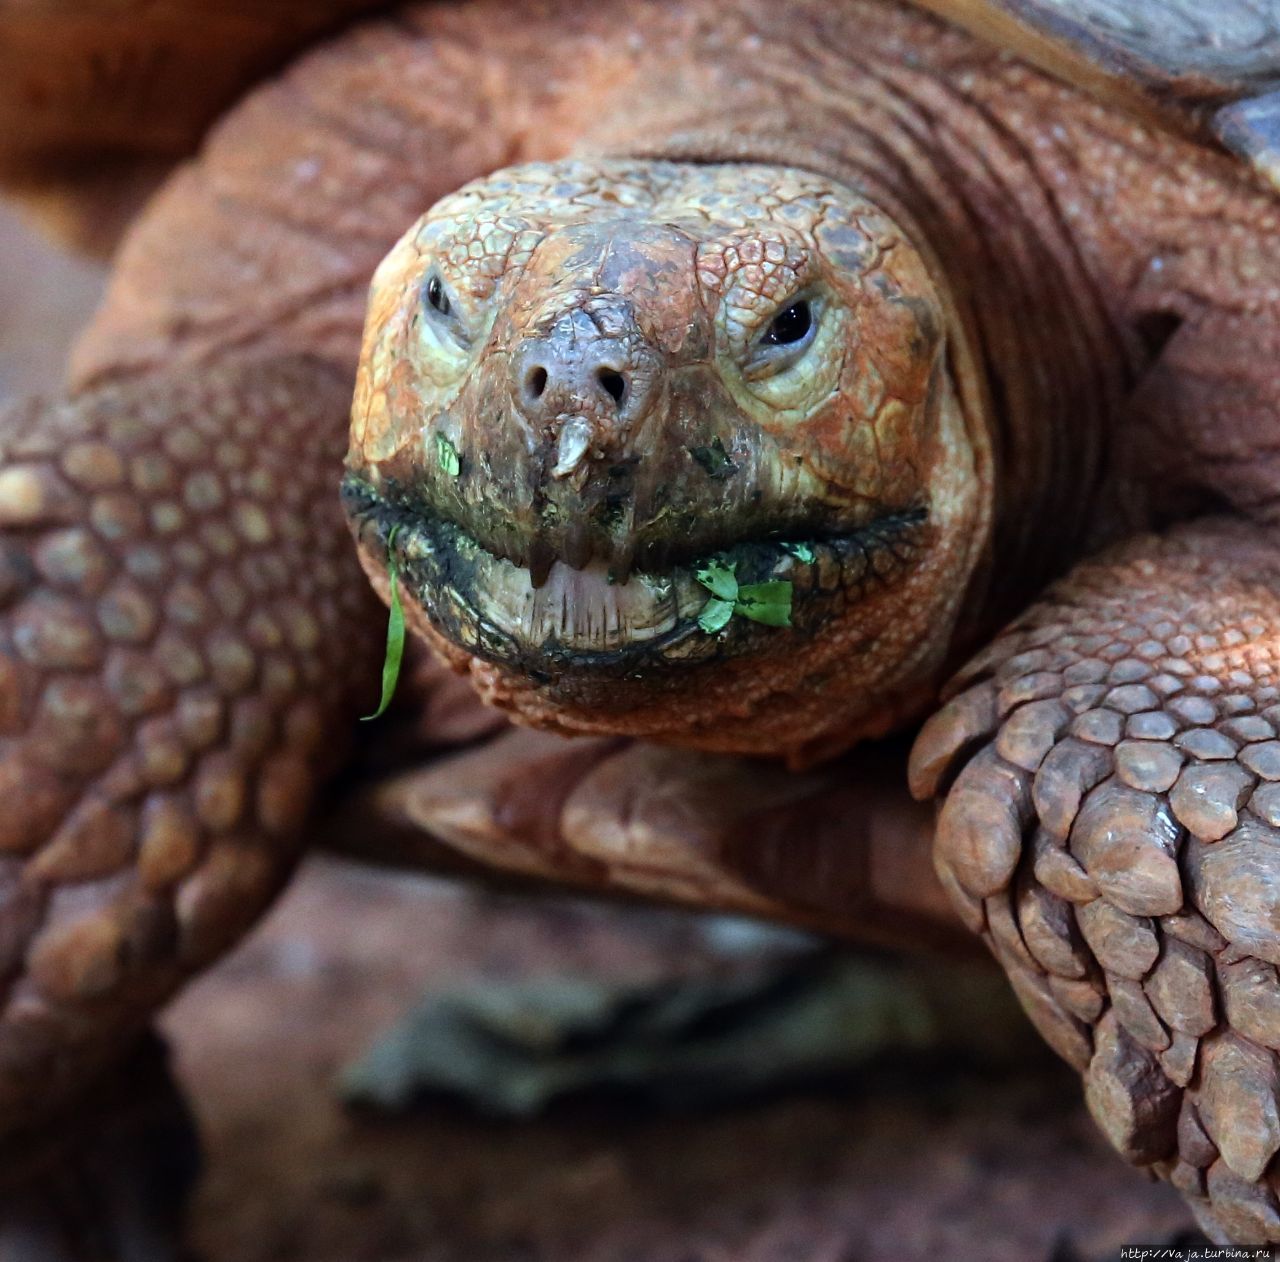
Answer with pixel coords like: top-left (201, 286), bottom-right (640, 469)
top-left (596, 368), bottom-right (626, 407)
top-left (524, 366), bottom-right (548, 402)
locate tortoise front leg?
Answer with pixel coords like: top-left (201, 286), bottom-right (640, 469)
top-left (0, 1031), bottom-right (199, 1261)
top-left (0, 355), bottom-right (382, 1248)
top-left (363, 726), bottom-right (972, 956)
top-left (909, 517), bottom-right (1280, 1246)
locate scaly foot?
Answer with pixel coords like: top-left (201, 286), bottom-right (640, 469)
top-left (911, 519), bottom-right (1280, 1245)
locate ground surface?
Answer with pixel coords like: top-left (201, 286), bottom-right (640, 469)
top-left (163, 856), bottom-right (1195, 1262)
top-left (2, 199), bottom-right (1197, 1261)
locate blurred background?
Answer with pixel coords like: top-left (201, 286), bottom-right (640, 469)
top-left (0, 7), bottom-right (1201, 1253)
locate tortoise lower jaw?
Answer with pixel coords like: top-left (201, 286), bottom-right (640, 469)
top-left (341, 475), bottom-right (926, 680)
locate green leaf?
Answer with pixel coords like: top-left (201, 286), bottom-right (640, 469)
top-left (736, 581), bottom-right (793, 627)
top-left (694, 559), bottom-right (738, 602)
top-left (784, 542), bottom-right (815, 564)
top-left (436, 432), bottom-right (461, 478)
top-left (697, 597), bottom-right (735, 634)
top-left (362, 526), bottom-right (406, 721)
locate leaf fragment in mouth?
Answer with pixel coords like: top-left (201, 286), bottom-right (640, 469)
top-left (695, 560), bottom-right (792, 633)
top-left (784, 542), bottom-right (815, 564)
top-left (362, 525), bottom-right (406, 721)
top-left (696, 598), bottom-right (736, 634)
top-left (695, 558), bottom-right (739, 602)
top-left (736, 581), bottom-right (793, 627)
top-left (436, 433), bottom-right (461, 478)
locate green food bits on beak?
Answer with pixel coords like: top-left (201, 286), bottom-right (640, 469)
top-left (695, 559), bottom-right (792, 634)
top-left (436, 433), bottom-right (461, 477)
top-left (736, 581), bottom-right (793, 627)
top-left (695, 558), bottom-right (739, 602)
top-left (784, 542), bottom-right (815, 564)
top-left (362, 526), bottom-right (406, 721)
top-left (697, 598), bottom-right (736, 634)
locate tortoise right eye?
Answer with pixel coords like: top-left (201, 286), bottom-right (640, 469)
top-left (763, 299), bottom-right (812, 346)
top-left (425, 274), bottom-right (451, 317)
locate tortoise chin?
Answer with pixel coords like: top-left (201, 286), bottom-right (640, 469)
top-left (343, 158), bottom-right (990, 755)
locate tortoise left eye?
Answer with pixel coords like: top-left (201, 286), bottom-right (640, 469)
top-left (763, 299), bottom-right (812, 346)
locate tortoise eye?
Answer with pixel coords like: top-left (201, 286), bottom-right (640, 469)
top-left (425, 274), bottom-right (451, 317)
top-left (763, 299), bottom-right (812, 346)
top-left (420, 271), bottom-right (471, 351)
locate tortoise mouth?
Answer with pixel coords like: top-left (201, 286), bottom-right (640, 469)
top-left (341, 474), bottom-right (927, 680)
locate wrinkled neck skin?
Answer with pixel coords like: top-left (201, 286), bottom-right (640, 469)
top-left (346, 0), bottom-right (1148, 765)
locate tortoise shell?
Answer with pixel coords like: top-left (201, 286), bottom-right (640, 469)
top-left (916, 0), bottom-right (1280, 187)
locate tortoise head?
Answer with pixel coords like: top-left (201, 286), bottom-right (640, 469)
top-left (343, 159), bottom-right (989, 760)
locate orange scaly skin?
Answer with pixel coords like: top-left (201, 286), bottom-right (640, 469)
top-left (2, 0), bottom-right (1280, 1249)
top-left (910, 521), bottom-right (1280, 1244)
top-left (0, 359), bottom-right (378, 1138)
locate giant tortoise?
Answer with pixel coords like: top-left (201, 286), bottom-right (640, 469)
top-left (3, 0), bottom-right (1280, 1250)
